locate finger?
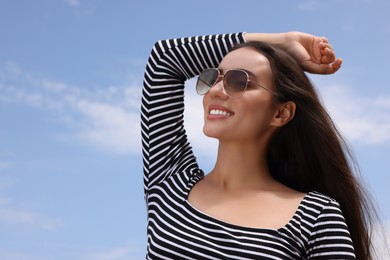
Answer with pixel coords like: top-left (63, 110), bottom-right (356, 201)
top-left (331, 58), bottom-right (343, 72)
top-left (322, 47), bottom-right (336, 64)
top-left (318, 41), bottom-right (329, 50)
top-left (318, 44), bottom-right (336, 64)
top-left (319, 43), bottom-right (334, 53)
top-left (301, 58), bottom-right (342, 74)
top-left (320, 58), bottom-right (343, 74)
top-left (320, 37), bottom-right (329, 43)
top-left (318, 39), bottom-right (332, 52)
top-left (319, 43), bottom-right (337, 63)
top-left (317, 37), bottom-right (329, 45)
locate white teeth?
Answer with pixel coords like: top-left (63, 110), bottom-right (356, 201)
top-left (210, 109), bottom-right (231, 116)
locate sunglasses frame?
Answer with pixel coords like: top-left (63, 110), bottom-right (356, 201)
top-left (196, 68), bottom-right (278, 98)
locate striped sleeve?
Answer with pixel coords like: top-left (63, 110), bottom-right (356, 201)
top-left (141, 33), bottom-right (245, 197)
top-left (306, 198), bottom-right (356, 259)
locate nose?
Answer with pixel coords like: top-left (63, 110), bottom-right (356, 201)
top-left (209, 78), bottom-right (228, 99)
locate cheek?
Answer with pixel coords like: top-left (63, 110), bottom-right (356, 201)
top-left (202, 95), bottom-right (207, 108)
top-left (202, 96), bottom-right (208, 118)
top-left (239, 101), bottom-right (276, 132)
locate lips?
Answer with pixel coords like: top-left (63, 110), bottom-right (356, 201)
top-left (207, 105), bottom-right (234, 119)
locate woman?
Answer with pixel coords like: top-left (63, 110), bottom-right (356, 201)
top-left (141, 32), bottom-right (374, 259)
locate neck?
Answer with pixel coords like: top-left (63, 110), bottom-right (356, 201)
top-left (207, 140), bottom-right (276, 190)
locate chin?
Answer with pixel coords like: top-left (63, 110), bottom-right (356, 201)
top-left (203, 125), bottom-right (231, 141)
top-left (202, 126), bottom-right (219, 139)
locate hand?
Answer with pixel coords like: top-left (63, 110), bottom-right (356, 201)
top-left (282, 31), bottom-right (342, 74)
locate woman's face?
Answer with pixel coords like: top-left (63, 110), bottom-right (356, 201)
top-left (202, 47), bottom-right (279, 143)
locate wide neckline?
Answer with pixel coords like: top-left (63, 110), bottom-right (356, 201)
top-left (185, 178), bottom-right (313, 232)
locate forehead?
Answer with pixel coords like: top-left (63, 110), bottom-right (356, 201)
top-left (219, 47), bottom-right (272, 81)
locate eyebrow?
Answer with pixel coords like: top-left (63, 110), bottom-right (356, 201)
top-left (218, 67), bottom-right (259, 79)
top-left (240, 69), bottom-right (256, 77)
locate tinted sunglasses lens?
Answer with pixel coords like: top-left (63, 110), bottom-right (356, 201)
top-left (224, 70), bottom-right (248, 97)
top-left (196, 69), bottom-right (218, 95)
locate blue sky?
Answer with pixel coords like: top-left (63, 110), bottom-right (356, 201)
top-left (0, 0), bottom-right (389, 259)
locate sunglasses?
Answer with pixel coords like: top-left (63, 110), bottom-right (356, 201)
top-left (196, 68), bottom-right (277, 98)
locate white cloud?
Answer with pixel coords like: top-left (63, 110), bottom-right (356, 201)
top-left (320, 84), bottom-right (390, 145)
top-left (0, 62), bottom-right (141, 155)
top-left (67, 87), bottom-right (141, 154)
top-left (73, 100), bottom-right (140, 154)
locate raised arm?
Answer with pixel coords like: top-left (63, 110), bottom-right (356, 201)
top-left (141, 33), bottom-right (245, 196)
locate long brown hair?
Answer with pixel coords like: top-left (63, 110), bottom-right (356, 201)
top-left (232, 41), bottom-right (377, 260)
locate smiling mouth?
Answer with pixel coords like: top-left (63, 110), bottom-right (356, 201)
top-left (209, 109), bottom-right (232, 117)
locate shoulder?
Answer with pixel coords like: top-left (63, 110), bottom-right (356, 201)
top-left (301, 192), bottom-right (355, 258)
top-left (301, 191), bottom-right (342, 212)
top-left (298, 191), bottom-right (347, 231)
top-left (300, 191), bottom-right (350, 235)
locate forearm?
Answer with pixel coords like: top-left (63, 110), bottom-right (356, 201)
top-left (244, 32), bottom-right (287, 45)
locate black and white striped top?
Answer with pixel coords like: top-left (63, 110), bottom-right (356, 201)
top-left (141, 33), bottom-right (355, 259)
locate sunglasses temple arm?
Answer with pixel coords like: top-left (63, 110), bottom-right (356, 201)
top-left (252, 81), bottom-right (279, 96)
